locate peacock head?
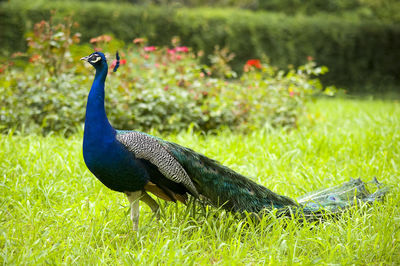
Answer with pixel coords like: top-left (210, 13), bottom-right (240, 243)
top-left (81, 52), bottom-right (107, 69)
top-left (81, 51), bottom-right (120, 72)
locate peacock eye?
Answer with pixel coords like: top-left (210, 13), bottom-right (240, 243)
top-left (89, 55), bottom-right (102, 64)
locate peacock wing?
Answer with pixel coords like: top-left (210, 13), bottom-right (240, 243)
top-left (116, 130), bottom-right (199, 197)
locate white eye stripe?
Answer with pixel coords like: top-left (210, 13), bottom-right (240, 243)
top-left (90, 56), bottom-right (102, 63)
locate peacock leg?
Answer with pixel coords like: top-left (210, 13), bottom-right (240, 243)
top-left (126, 191), bottom-right (142, 231)
top-left (141, 191), bottom-right (160, 218)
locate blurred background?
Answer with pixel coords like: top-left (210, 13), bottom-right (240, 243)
top-left (0, 0), bottom-right (399, 135)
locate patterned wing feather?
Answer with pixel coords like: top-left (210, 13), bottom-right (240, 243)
top-left (116, 131), bottom-right (199, 197)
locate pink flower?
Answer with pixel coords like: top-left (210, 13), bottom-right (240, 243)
top-left (90, 35), bottom-right (112, 44)
top-left (176, 46), bottom-right (189, 53)
top-left (176, 55), bottom-right (182, 60)
top-left (144, 46), bottom-right (157, 52)
top-left (167, 48), bottom-right (176, 55)
top-left (290, 91), bottom-right (295, 97)
top-left (163, 85), bottom-right (169, 91)
top-left (110, 59), bottom-right (126, 69)
top-left (11, 52), bottom-right (24, 58)
top-left (307, 56), bottom-right (314, 61)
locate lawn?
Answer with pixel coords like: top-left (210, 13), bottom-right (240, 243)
top-left (0, 98), bottom-right (399, 264)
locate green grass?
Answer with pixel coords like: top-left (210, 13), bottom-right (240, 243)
top-left (1, 98), bottom-right (399, 264)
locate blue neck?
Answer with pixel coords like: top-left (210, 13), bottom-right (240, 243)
top-left (84, 63), bottom-right (115, 144)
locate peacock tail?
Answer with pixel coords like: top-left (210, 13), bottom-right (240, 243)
top-left (117, 130), bottom-right (387, 216)
top-left (298, 177), bottom-right (388, 217)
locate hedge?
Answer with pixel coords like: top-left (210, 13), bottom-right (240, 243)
top-left (1, 1), bottom-right (399, 92)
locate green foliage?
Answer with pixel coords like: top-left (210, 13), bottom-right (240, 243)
top-left (0, 98), bottom-right (399, 264)
top-left (20, 0), bottom-right (400, 20)
top-left (0, 1), bottom-right (399, 91)
top-left (257, 0), bottom-right (361, 14)
top-left (0, 16), bottom-right (330, 135)
top-left (0, 71), bottom-right (88, 135)
top-left (358, 0), bottom-right (400, 23)
top-left (128, 0), bottom-right (362, 14)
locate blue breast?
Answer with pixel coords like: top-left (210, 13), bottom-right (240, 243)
top-left (83, 136), bottom-right (149, 192)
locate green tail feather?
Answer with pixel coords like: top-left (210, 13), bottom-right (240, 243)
top-left (160, 139), bottom-right (388, 217)
top-left (161, 140), bottom-right (298, 212)
top-left (298, 177), bottom-right (389, 217)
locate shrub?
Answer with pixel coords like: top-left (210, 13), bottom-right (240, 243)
top-left (238, 58), bottom-right (332, 129)
top-left (0, 71), bottom-right (88, 135)
top-left (0, 18), bottom-right (331, 135)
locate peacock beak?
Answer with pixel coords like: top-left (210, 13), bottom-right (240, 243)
top-left (80, 56), bottom-right (90, 61)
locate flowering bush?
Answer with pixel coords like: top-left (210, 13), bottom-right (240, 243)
top-left (0, 17), bottom-right (333, 135)
top-left (101, 39), bottom-right (239, 132)
top-left (238, 58), bottom-right (333, 129)
top-left (24, 14), bottom-right (81, 76)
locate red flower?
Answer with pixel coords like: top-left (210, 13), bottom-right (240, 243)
top-left (245, 59), bottom-right (262, 69)
top-left (244, 59), bottom-right (262, 72)
top-left (144, 46), bottom-right (157, 52)
top-left (175, 46), bottom-right (189, 53)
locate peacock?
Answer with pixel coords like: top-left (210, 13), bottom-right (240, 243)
top-left (81, 51), bottom-right (387, 231)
